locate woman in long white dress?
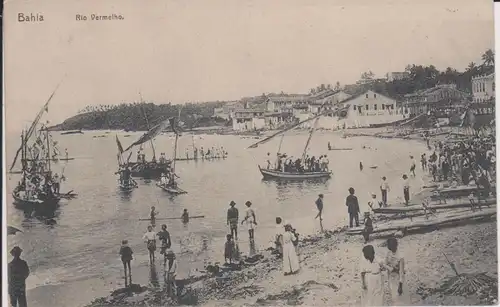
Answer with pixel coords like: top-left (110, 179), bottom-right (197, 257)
top-left (281, 224), bottom-right (300, 275)
top-left (360, 245), bottom-right (384, 306)
top-left (384, 238), bottom-right (409, 306)
top-left (241, 201), bottom-right (257, 240)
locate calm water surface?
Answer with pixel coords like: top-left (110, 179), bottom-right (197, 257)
top-left (6, 130), bottom-right (428, 307)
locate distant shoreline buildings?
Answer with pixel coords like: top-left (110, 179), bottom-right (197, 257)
top-left (214, 71), bottom-right (495, 132)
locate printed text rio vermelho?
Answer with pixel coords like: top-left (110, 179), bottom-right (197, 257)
top-left (76, 14), bottom-right (124, 21)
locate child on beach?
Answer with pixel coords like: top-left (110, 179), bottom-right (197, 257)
top-left (150, 206), bottom-right (159, 226)
top-left (119, 240), bottom-right (133, 287)
top-left (274, 217), bottom-right (284, 256)
top-left (165, 249), bottom-right (178, 297)
top-left (360, 245), bottom-right (384, 306)
top-left (362, 212), bottom-right (373, 243)
top-left (410, 156), bottom-right (416, 177)
top-left (402, 175), bottom-right (410, 206)
top-left (383, 238), bottom-right (409, 306)
top-left (224, 234), bottom-right (235, 264)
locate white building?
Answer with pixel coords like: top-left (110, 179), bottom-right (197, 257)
top-left (213, 101), bottom-right (245, 120)
top-left (231, 108), bottom-right (266, 131)
top-left (334, 90), bottom-right (404, 128)
top-left (266, 95), bottom-right (310, 114)
top-left (472, 73), bottom-right (495, 103)
top-left (308, 90), bottom-right (352, 114)
top-left (386, 72), bottom-right (410, 82)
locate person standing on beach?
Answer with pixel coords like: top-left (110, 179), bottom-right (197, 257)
top-left (380, 177), bottom-right (389, 207)
top-left (8, 246), bottom-right (29, 307)
top-left (360, 245), bottom-right (384, 306)
top-left (359, 161), bottom-right (364, 171)
top-left (227, 201), bottom-right (239, 241)
top-left (402, 175), bottom-right (410, 206)
top-left (281, 224), bottom-right (300, 276)
top-left (274, 217), bottom-right (284, 256)
top-left (346, 187), bottom-right (360, 227)
top-left (383, 238), bottom-right (409, 305)
top-left (421, 154), bottom-right (427, 171)
top-left (315, 194), bottom-right (324, 221)
top-left (241, 201), bottom-right (257, 241)
top-left (143, 225), bottom-right (157, 264)
top-left (150, 206), bottom-right (159, 227)
top-left (119, 240), bottom-right (133, 287)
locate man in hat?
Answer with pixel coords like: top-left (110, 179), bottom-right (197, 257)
top-left (346, 187), bottom-right (360, 228)
top-left (165, 249), bottom-right (178, 298)
top-left (227, 201), bottom-right (239, 240)
top-left (8, 246), bottom-right (29, 307)
top-left (315, 194), bottom-right (324, 221)
top-left (241, 201), bottom-right (257, 240)
top-left (380, 176), bottom-right (389, 207)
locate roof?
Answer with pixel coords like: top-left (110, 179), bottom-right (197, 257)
top-left (267, 95), bottom-right (310, 103)
top-left (338, 90), bottom-right (397, 105)
top-left (233, 107), bottom-right (266, 113)
top-left (404, 85), bottom-right (468, 98)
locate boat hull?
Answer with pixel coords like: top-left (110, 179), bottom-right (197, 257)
top-left (127, 162), bottom-right (171, 179)
top-left (258, 166), bottom-right (332, 180)
top-left (156, 183), bottom-right (187, 194)
top-left (175, 156), bottom-right (227, 161)
top-left (12, 193), bottom-right (60, 213)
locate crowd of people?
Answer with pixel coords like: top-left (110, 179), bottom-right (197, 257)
top-left (422, 136), bottom-right (496, 192)
top-left (265, 152), bottom-right (330, 173)
top-left (14, 170), bottom-right (64, 202)
top-left (185, 146), bottom-right (228, 160)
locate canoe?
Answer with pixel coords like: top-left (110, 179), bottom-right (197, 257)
top-left (156, 183), bottom-right (187, 195)
top-left (258, 166), bottom-right (332, 180)
top-left (60, 130), bottom-right (83, 135)
top-left (372, 198), bottom-right (496, 214)
top-left (434, 185), bottom-right (496, 199)
top-left (328, 148), bottom-right (353, 151)
top-left (347, 208), bottom-right (496, 235)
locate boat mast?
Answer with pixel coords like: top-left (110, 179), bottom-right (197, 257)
top-left (277, 133), bottom-right (285, 154)
top-left (139, 93), bottom-right (157, 160)
top-left (46, 129), bottom-right (51, 173)
top-left (301, 115), bottom-right (321, 162)
top-left (172, 132), bottom-right (179, 183)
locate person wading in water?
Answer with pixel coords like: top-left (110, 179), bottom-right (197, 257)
top-left (157, 224), bottom-right (172, 267)
top-left (181, 209), bottom-right (189, 224)
top-left (227, 201), bottom-right (239, 240)
top-left (143, 225), bottom-right (157, 264)
top-left (8, 246), bottom-right (30, 307)
top-left (119, 240), bottom-right (133, 287)
top-left (315, 194), bottom-right (324, 221)
top-left (150, 206), bottom-right (159, 227)
top-left (241, 201), bottom-right (257, 241)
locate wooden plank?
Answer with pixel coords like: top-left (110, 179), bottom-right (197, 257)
top-left (373, 198), bottom-right (496, 214)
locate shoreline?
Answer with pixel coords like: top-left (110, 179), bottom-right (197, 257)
top-left (81, 130), bottom-right (497, 307)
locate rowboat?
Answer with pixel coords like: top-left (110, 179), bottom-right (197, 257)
top-left (60, 130), bottom-right (83, 135)
top-left (156, 182), bottom-right (187, 195)
top-left (259, 166), bottom-right (332, 180)
top-left (12, 192), bottom-right (60, 212)
top-left (328, 148), bottom-right (353, 151)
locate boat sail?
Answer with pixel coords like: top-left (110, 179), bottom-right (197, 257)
top-left (157, 117), bottom-right (187, 194)
top-left (249, 104), bottom-right (349, 180)
top-left (10, 83), bottom-right (75, 212)
top-left (120, 96), bottom-right (172, 179)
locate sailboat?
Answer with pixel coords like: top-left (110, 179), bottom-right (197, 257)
top-left (9, 82), bottom-right (75, 212)
top-left (157, 117), bottom-right (187, 195)
top-left (249, 104), bottom-right (350, 180)
top-left (119, 96), bottom-right (172, 179)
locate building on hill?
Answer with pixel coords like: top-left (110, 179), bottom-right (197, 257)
top-left (308, 89), bottom-right (352, 114)
top-left (315, 90), bottom-right (404, 129)
top-left (231, 107), bottom-right (266, 131)
top-left (386, 72), bottom-right (410, 82)
top-left (403, 84), bottom-right (470, 116)
top-left (472, 73), bottom-right (495, 103)
top-left (213, 101), bottom-right (245, 120)
top-left (265, 94), bottom-right (310, 114)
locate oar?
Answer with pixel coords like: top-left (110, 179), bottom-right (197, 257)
top-left (138, 215), bottom-right (205, 221)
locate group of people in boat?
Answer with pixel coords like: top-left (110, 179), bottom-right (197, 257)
top-left (136, 150), bottom-right (171, 165)
top-left (185, 146), bottom-right (228, 160)
top-left (115, 165), bottom-right (136, 187)
top-left (14, 171), bottom-right (64, 201)
top-left (159, 169), bottom-right (179, 188)
top-left (265, 152), bottom-right (330, 173)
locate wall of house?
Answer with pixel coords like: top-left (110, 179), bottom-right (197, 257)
top-left (232, 117), bottom-right (266, 131)
top-left (472, 74), bottom-right (495, 103)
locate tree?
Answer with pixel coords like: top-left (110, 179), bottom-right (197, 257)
top-left (334, 81), bottom-right (341, 91)
top-left (481, 49), bottom-right (494, 66)
top-left (467, 62), bottom-right (477, 72)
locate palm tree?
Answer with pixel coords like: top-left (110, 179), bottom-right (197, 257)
top-left (334, 81), bottom-right (341, 91)
top-left (481, 49), bottom-right (494, 66)
top-left (467, 62), bottom-right (477, 72)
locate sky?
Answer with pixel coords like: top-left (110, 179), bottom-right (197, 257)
top-left (3, 0), bottom-right (495, 129)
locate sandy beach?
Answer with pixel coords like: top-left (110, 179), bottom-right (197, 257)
top-left (83, 129), bottom-right (497, 307)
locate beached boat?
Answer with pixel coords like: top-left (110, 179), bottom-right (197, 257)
top-left (372, 198), bottom-right (496, 214)
top-left (434, 185), bottom-right (496, 199)
top-left (258, 166), bottom-right (331, 180)
top-left (328, 147), bottom-right (353, 151)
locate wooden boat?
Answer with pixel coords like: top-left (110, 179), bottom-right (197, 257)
top-left (156, 182), bottom-right (187, 194)
top-left (259, 166), bottom-right (332, 180)
top-left (434, 185), bottom-right (496, 199)
top-left (175, 156), bottom-right (227, 162)
top-left (60, 129), bottom-right (83, 135)
top-left (328, 148), bottom-right (353, 151)
top-left (12, 192), bottom-right (60, 211)
top-left (249, 103), bottom-right (348, 181)
top-left (347, 207), bottom-right (496, 236)
top-left (372, 198), bottom-right (496, 214)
